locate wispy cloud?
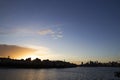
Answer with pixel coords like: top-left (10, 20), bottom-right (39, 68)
top-left (25, 45), bottom-right (50, 54)
top-left (0, 27), bottom-right (33, 35)
top-left (0, 28), bottom-right (15, 35)
top-left (38, 28), bottom-right (63, 39)
top-left (0, 24), bottom-right (63, 39)
top-left (38, 29), bottom-right (54, 35)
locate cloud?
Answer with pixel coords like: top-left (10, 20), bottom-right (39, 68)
top-left (0, 28), bottom-right (15, 35)
top-left (21, 44), bottom-right (52, 59)
top-left (0, 24), bottom-right (34, 35)
top-left (38, 29), bottom-right (54, 35)
top-left (0, 44), bottom-right (36, 58)
top-left (0, 24), bottom-right (63, 39)
top-left (25, 45), bottom-right (50, 54)
top-left (38, 28), bottom-right (63, 39)
top-left (0, 28), bottom-right (30, 35)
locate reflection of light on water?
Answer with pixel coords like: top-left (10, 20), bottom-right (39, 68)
top-left (0, 67), bottom-right (119, 80)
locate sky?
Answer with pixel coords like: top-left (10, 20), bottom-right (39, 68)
top-left (0, 0), bottom-right (120, 63)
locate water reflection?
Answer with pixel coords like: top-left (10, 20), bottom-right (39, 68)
top-left (0, 67), bottom-right (119, 80)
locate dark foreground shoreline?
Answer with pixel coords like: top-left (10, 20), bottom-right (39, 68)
top-left (0, 57), bottom-right (120, 69)
top-left (0, 57), bottom-right (77, 69)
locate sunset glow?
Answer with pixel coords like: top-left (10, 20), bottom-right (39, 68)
top-left (0, 0), bottom-right (120, 63)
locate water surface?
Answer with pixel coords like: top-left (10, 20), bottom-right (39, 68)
top-left (0, 67), bottom-right (119, 80)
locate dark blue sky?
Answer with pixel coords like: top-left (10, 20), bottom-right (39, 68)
top-left (0, 0), bottom-right (120, 63)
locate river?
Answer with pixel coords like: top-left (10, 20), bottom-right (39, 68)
top-left (0, 67), bottom-right (119, 80)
